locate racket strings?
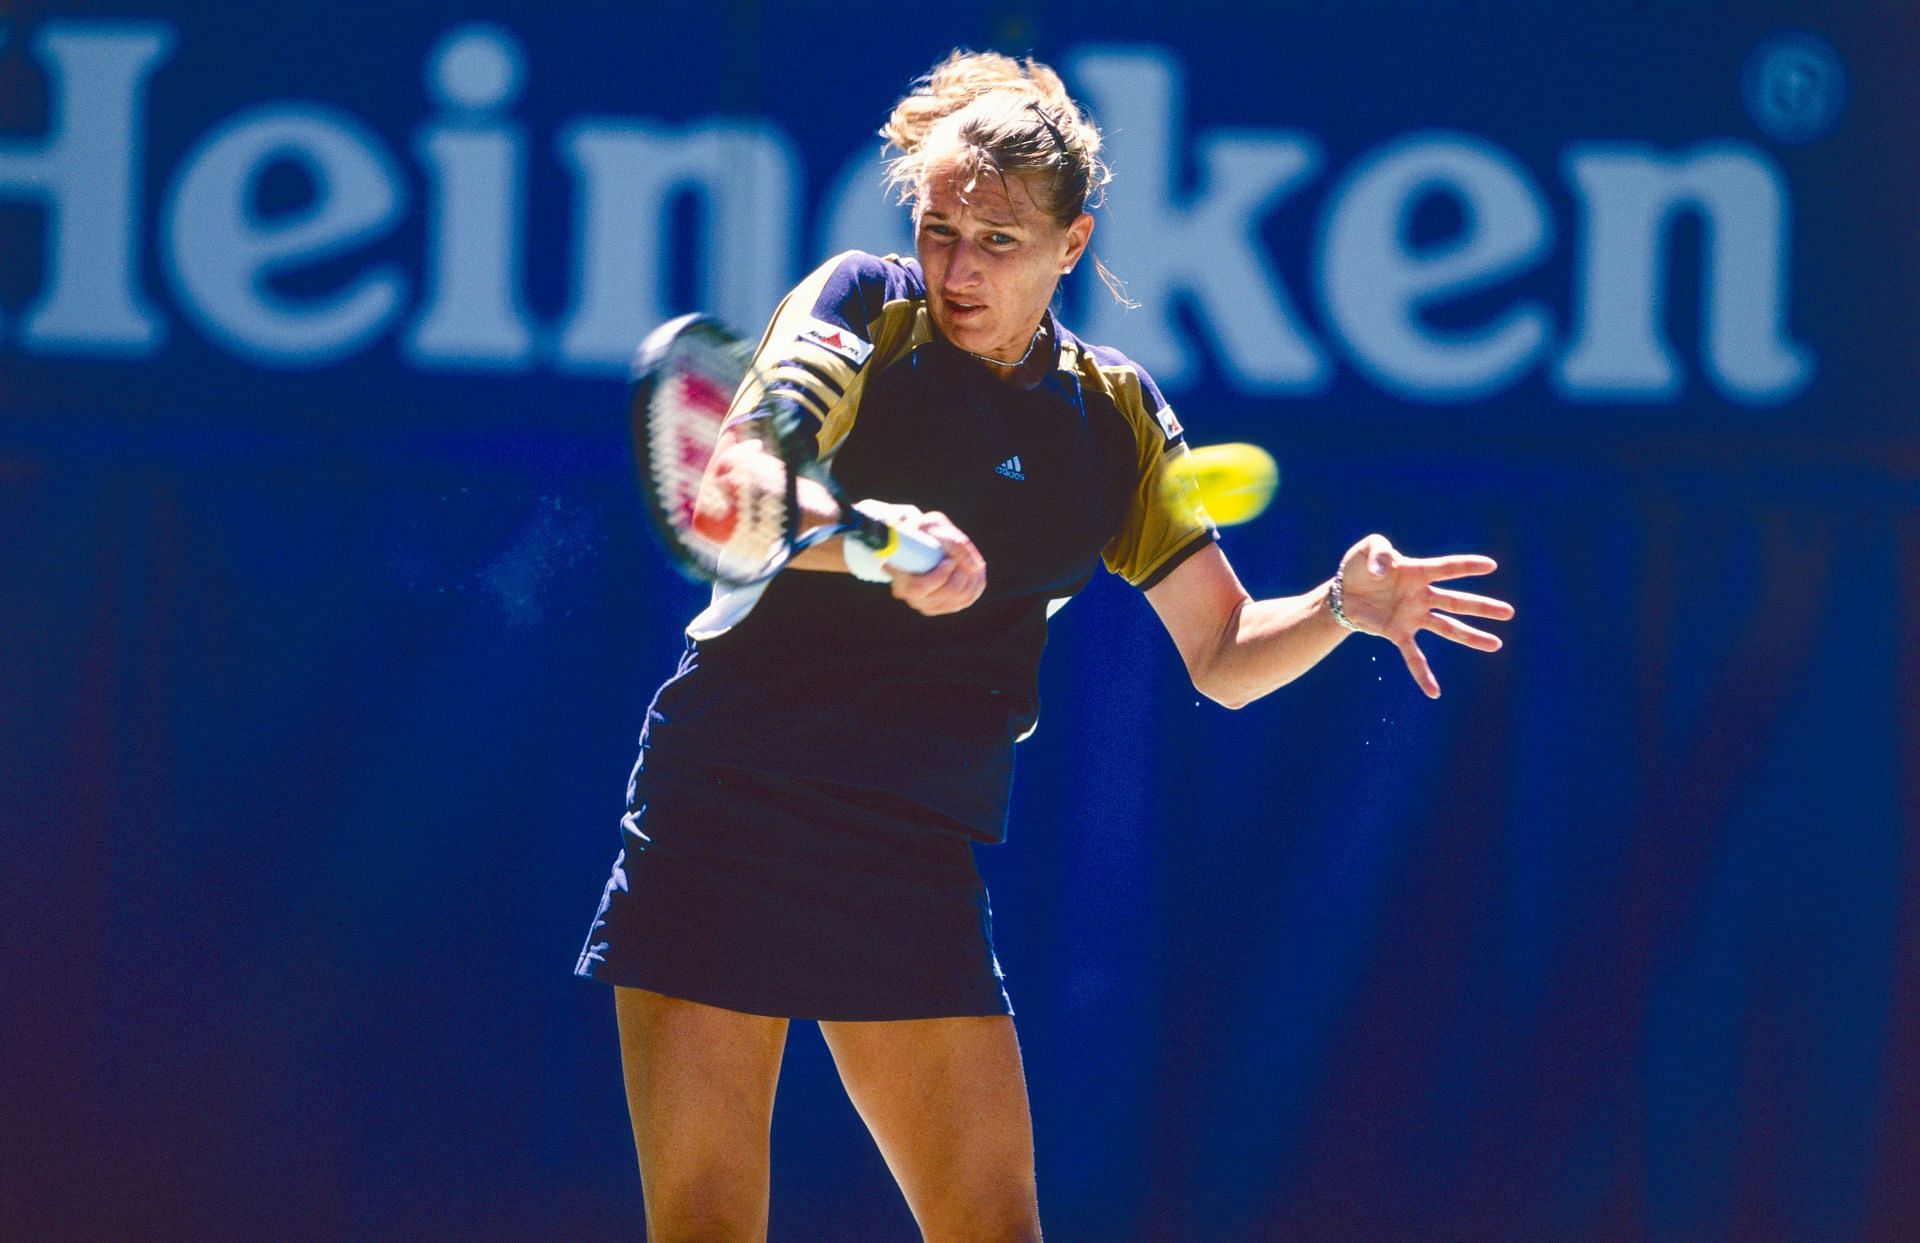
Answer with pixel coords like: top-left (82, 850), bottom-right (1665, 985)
top-left (650, 334), bottom-right (795, 582)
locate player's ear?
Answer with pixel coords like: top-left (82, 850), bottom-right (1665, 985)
top-left (1062, 212), bottom-right (1093, 274)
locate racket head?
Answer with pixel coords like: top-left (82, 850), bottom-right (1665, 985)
top-left (629, 314), bottom-right (803, 586)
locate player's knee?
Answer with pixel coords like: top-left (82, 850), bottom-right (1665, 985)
top-left (643, 1203), bottom-right (766, 1243)
top-left (920, 1213), bottom-right (1042, 1243)
top-left (914, 1180), bottom-right (1041, 1243)
top-left (642, 1167), bottom-right (768, 1242)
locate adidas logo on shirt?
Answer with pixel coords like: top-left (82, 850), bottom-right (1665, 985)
top-left (994, 456), bottom-right (1025, 481)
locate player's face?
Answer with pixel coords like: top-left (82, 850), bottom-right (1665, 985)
top-left (915, 161), bottom-right (1092, 366)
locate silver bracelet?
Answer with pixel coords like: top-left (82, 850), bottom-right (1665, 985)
top-left (1329, 568), bottom-right (1365, 633)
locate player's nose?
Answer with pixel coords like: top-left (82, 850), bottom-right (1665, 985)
top-left (946, 238), bottom-right (987, 287)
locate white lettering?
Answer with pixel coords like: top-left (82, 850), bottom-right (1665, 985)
top-left (555, 120), bottom-right (796, 373)
top-left (1319, 133), bottom-right (1554, 402)
top-left (0, 22), bottom-right (1817, 413)
top-left (1558, 142), bottom-right (1814, 405)
top-left (406, 23), bottom-right (535, 369)
top-left (0, 23), bottom-right (174, 355)
top-left (1067, 47), bottom-right (1327, 394)
top-left (162, 104), bottom-right (408, 366)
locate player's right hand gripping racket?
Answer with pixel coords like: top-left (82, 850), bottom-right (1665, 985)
top-left (629, 313), bottom-right (944, 587)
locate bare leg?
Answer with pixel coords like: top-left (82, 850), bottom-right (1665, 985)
top-left (615, 986), bottom-right (789, 1243)
top-left (818, 1015), bottom-right (1041, 1242)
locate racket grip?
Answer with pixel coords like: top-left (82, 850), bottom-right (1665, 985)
top-left (849, 499), bottom-right (945, 575)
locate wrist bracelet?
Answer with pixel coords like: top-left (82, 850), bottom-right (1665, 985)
top-left (1329, 568), bottom-right (1365, 633)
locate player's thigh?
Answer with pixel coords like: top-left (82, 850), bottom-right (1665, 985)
top-left (817, 1014), bottom-right (1040, 1240)
top-left (614, 987), bottom-right (789, 1228)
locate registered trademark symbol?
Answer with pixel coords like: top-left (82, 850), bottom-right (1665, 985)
top-left (1741, 31), bottom-right (1846, 145)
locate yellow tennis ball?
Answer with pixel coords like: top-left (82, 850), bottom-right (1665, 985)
top-left (1168, 442), bottom-right (1280, 527)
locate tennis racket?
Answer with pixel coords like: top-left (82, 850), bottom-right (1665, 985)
top-left (629, 314), bottom-right (944, 587)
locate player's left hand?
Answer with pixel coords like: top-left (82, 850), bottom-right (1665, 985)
top-left (1334, 534), bottom-right (1514, 699)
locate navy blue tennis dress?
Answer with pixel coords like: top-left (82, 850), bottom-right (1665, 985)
top-left (574, 251), bottom-right (1216, 1020)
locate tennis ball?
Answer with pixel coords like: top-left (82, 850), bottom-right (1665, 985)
top-left (1168, 442), bottom-right (1280, 527)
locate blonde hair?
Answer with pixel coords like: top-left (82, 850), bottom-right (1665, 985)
top-left (880, 50), bottom-right (1132, 305)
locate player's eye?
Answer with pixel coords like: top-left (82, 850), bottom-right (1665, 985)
top-left (987, 232), bottom-right (1016, 246)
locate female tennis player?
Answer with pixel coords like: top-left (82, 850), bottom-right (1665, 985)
top-left (576, 50), bottom-right (1514, 1241)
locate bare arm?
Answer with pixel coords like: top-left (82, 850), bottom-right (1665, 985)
top-left (789, 514), bottom-right (987, 615)
top-left (1144, 544), bottom-right (1348, 709)
top-left (1145, 535), bottom-right (1514, 706)
top-left (700, 433), bottom-right (985, 613)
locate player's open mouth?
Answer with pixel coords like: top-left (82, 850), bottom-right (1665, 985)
top-left (945, 297), bottom-right (985, 319)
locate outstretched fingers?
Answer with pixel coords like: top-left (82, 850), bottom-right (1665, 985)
top-left (1425, 611), bottom-right (1503, 652)
top-left (1429, 586), bottom-right (1516, 621)
top-left (1396, 634), bottom-right (1441, 700)
top-left (1406, 554), bottom-right (1499, 581)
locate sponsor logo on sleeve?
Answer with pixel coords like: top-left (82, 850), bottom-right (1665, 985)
top-left (1154, 403), bottom-right (1184, 442)
top-left (798, 316), bottom-right (874, 366)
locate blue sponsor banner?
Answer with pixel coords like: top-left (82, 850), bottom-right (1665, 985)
top-left (4, 2), bottom-right (1916, 1238)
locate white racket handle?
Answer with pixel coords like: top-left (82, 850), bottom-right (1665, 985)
top-left (847, 499), bottom-right (946, 579)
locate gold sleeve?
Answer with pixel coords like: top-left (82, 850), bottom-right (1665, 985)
top-left (723, 259), bottom-right (867, 440)
top-left (1096, 362), bottom-right (1218, 589)
top-left (724, 252), bottom-right (925, 460)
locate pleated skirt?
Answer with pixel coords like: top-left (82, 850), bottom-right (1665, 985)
top-left (574, 753), bottom-right (1011, 1021)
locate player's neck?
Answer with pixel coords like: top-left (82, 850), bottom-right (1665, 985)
top-left (947, 315), bottom-right (1054, 389)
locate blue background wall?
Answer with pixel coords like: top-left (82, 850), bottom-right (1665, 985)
top-left (4, 2), bottom-right (1917, 1238)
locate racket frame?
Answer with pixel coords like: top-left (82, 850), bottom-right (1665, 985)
top-left (629, 314), bottom-right (936, 587)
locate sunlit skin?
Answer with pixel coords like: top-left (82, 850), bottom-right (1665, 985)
top-left (1332, 536), bottom-right (1513, 699)
top-left (766, 157), bottom-right (1093, 616)
top-left (630, 129), bottom-right (1517, 1243)
top-left (725, 162), bottom-right (1092, 614)
top-left (915, 162), bottom-right (1092, 367)
top-left (723, 156), bottom-right (1515, 692)
top-left (901, 162), bottom-right (1513, 694)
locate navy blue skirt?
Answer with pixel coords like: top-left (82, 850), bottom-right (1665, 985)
top-left (574, 754), bottom-right (1011, 1021)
